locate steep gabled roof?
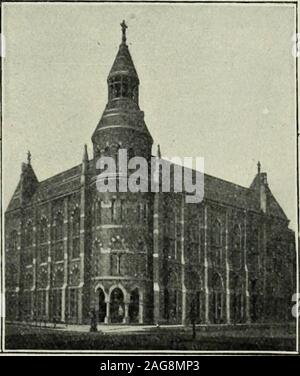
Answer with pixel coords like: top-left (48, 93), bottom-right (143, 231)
top-left (6, 156), bottom-right (288, 222)
top-left (32, 164), bottom-right (83, 203)
top-left (203, 172), bottom-right (259, 211)
top-left (6, 163), bottom-right (84, 212)
top-left (162, 158), bottom-right (288, 220)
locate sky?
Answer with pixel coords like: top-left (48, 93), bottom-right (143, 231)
top-left (2, 2), bottom-right (297, 230)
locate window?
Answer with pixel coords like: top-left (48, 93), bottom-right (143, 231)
top-left (25, 222), bottom-right (33, 248)
top-left (37, 290), bottom-right (46, 317)
top-left (111, 253), bottom-right (122, 275)
top-left (164, 289), bottom-right (170, 320)
top-left (120, 200), bottom-right (126, 222)
top-left (40, 218), bottom-right (47, 244)
top-left (69, 288), bottom-right (78, 323)
top-left (71, 208), bottom-right (80, 259)
top-left (109, 76), bottom-right (136, 100)
top-left (250, 279), bottom-right (259, 322)
top-left (54, 212), bottom-right (63, 241)
top-left (6, 263), bottom-right (18, 288)
top-left (39, 218), bottom-right (48, 263)
top-left (211, 219), bottom-right (222, 266)
top-left (101, 200), bottom-right (112, 224)
top-left (50, 289), bottom-right (62, 321)
top-left (24, 222), bottom-right (33, 265)
top-left (24, 271), bottom-right (33, 289)
top-left (211, 219), bottom-right (221, 247)
top-left (8, 230), bottom-right (18, 254)
top-left (211, 273), bottom-right (224, 324)
top-left (138, 202), bottom-right (148, 224)
top-left (128, 148), bottom-right (134, 160)
top-left (111, 199), bottom-right (118, 223)
top-left (22, 291), bottom-right (31, 320)
top-left (248, 228), bottom-right (259, 272)
top-left (53, 212), bottom-right (64, 261)
top-left (95, 200), bottom-right (101, 226)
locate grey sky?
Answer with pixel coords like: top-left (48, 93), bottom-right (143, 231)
top-left (2, 3), bottom-right (297, 230)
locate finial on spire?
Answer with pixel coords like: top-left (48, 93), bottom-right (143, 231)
top-left (120, 20), bottom-right (128, 44)
top-left (27, 150), bottom-right (31, 165)
top-left (257, 161), bottom-right (261, 174)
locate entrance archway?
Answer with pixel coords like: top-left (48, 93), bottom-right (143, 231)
top-left (129, 288), bottom-right (139, 323)
top-left (97, 288), bottom-right (106, 323)
top-left (110, 288), bottom-right (125, 323)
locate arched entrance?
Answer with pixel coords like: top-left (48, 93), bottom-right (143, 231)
top-left (97, 288), bottom-right (106, 323)
top-left (129, 288), bottom-right (139, 323)
top-left (110, 288), bottom-right (125, 323)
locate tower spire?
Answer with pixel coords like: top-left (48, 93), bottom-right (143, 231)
top-left (120, 20), bottom-right (128, 45)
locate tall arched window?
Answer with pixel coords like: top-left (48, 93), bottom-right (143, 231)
top-left (248, 228), bottom-right (259, 272)
top-left (54, 212), bottom-right (64, 261)
top-left (110, 253), bottom-right (122, 275)
top-left (250, 279), bottom-right (259, 322)
top-left (164, 289), bottom-right (170, 320)
top-left (211, 219), bottom-right (222, 247)
top-left (95, 200), bottom-right (101, 226)
top-left (100, 200), bottom-right (113, 224)
top-left (40, 218), bottom-right (47, 243)
top-left (211, 219), bottom-right (222, 266)
top-left (25, 222), bottom-right (33, 247)
top-left (230, 273), bottom-right (243, 323)
top-left (71, 208), bottom-right (80, 259)
top-left (108, 75), bottom-right (137, 101)
top-left (231, 224), bottom-right (242, 269)
top-left (8, 230), bottom-right (18, 254)
top-left (211, 273), bottom-right (224, 324)
top-left (111, 199), bottom-right (117, 223)
top-left (39, 218), bottom-right (48, 263)
top-left (54, 212), bottom-right (63, 241)
top-left (6, 230), bottom-right (18, 288)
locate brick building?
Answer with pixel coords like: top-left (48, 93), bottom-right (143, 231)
top-left (5, 22), bottom-right (296, 326)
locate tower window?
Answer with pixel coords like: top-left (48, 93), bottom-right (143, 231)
top-left (71, 208), bottom-right (80, 259)
top-left (108, 76), bottom-right (138, 101)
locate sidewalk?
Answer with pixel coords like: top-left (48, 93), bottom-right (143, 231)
top-left (6, 321), bottom-right (183, 334)
top-left (6, 321), bottom-right (296, 339)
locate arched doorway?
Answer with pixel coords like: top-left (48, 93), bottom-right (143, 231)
top-left (129, 288), bottom-right (139, 323)
top-left (110, 288), bottom-right (125, 323)
top-left (97, 288), bottom-right (106, 323)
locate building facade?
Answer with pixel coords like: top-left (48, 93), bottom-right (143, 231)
top-left (5, 22), bottom-right (296, 326)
